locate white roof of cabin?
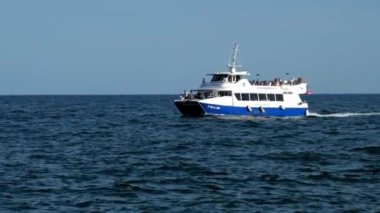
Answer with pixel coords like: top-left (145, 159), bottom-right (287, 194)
top-left (207, 71), bottom-right (250, 76)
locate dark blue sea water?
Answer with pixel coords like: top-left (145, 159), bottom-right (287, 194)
top-left (0, 95), bottom-right (379, 212)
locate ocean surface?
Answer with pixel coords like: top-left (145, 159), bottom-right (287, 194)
top-left (0, 94), bottom-right (379, 212)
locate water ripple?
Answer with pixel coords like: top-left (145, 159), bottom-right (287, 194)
top-left (0, 95), bottom-right (379, 212)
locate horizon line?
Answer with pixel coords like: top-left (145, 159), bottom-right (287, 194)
top-left (0, 93), bottom-right (379, 96)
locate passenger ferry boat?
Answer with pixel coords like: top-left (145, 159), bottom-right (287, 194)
top-left (174, 44), bottom-right (309, 117)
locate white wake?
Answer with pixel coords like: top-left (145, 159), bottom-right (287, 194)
top-left (307, 112), bottom-right (380, 118)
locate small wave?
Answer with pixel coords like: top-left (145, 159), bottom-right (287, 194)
top-left (351, 146), bottom-right (380, 155)
top-left (307, 112), bottom-right (380, 118)
top-left (211, 115), bottom-right (257, 121)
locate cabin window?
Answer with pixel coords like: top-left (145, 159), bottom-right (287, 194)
top-left (258, 93), bottom-right (267, 101)
top-left (236, 76), bottom-right (241, 81)
top-left (218, 91), bottom-right (232, 97)
top-left (228, 76), bottom-right (233, 82)
top-left (241, 93), bottom-right (249, 101)
top-left (275, 94), bottom-right (284, 101)
top-left (250, 93), bottom-right (258, 101)
top-left (211, 74), bottom-right (228, 82)
top-left (204, 91), bottom-right (212, 99)
top-left (235, 93), bottom-right (241, 101)
top-left (268, 94), bottom-right (276, 101)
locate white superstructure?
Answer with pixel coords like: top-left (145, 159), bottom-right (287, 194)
top-left (175, 44), bottom-right (310, 117)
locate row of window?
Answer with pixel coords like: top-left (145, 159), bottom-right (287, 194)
top-left (211, 74), bottom-right (242, 82)
top-left (213, 91), bottom-right (285, 102)
top-left (235, 93), bottom-right (284, 102)
top-left (218, 91), bottom-right (232, 97)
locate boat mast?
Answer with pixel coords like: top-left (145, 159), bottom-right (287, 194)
top-left (228, 43), bottom-right (240, 73)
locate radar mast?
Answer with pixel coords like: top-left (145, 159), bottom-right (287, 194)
top-left (227, 43), bottom-right (241, 73)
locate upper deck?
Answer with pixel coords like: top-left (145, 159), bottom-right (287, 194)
top-left (196, 44), bottom-right (308, 94)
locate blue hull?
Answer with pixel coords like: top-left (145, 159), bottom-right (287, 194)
top-left (198, 103), bottom-right (307, 117)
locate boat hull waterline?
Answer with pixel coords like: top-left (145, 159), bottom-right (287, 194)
top-left (175, 100), bottom-right (308, 117)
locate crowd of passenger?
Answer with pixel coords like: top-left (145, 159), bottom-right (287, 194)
top-left (181, 90), bottom-right (216, 100)
top-left (250, 77), bottom-right (304, 86)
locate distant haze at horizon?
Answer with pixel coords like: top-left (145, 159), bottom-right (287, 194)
top-left (0, 0), bottom-right (379, 95)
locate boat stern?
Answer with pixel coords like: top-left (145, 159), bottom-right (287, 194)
top-left (174, 100), bottom-right (205, 117)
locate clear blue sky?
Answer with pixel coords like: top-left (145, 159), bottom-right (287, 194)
top-left (0, 0), bottom-right (379, 94)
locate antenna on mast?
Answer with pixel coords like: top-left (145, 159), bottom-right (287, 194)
top-left (227, 43), bottom-right (241, 73)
